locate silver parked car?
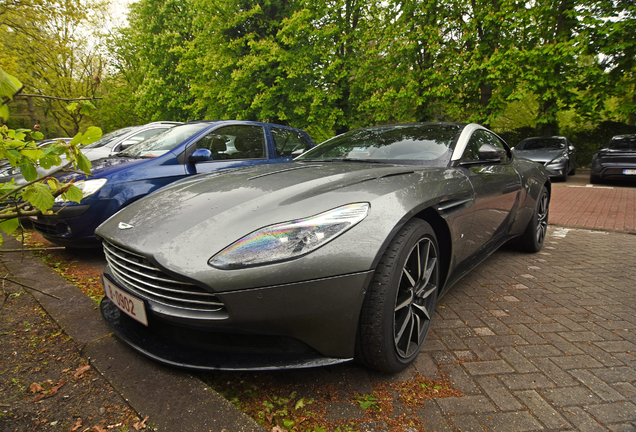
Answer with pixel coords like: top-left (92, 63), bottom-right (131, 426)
top-left (512, 136), bottom-right (577, 181)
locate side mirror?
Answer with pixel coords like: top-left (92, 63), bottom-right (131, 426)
top-left (189, 148), bottom-right (213, 162)
top-left (569, 145), bottom-right (575, 152)
top-left (478, 143), bottom-right (506, 162)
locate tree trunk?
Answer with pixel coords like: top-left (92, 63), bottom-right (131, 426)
top-left (25, 96), bottom-right (40, 129)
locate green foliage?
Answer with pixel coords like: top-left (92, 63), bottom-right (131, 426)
top-left (103, 0), bottom-right (635, 139)
top-left (0, 120), bottom-right (101, 244)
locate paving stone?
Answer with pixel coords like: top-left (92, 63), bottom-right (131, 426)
top-left (499, 346), bottom-right (538, 373)
top-left (569, 369), bottom-right (626, 402)
top-left (528, 359), bottom-right (582, 391)
top-left (463, 360), bottom-right (515, 376)
top-left (481, 334), bottom-right (529, 348)
top-left (516, 344), bottom-right (563, 358)
top-left (448, 414), bottom-right (483, 431)
top-left (514, 389), bottom-right (570, 429)
top-left (540, 386), bottom-right (602, 407)
top-left (477, 411), bottom-right (545, 432)
top-left (440, 364), bottom-right (481, 395)
top-left (481, 317), bottom-right (515, 335)
top-left (542, 332), bottom-right (586, 355)
top-left (613, 381), bottom-right (636, 398)
top-left (464, 337), bottom-right (500, 361)
top-left (559, 331), bottom-right (605, 342)
top-left (575, 342), bottom-right (628, 367)
top-left (436, 328), bottom-right (469, 350)
top-left (585, 401), bottom-right (636, 424)
top-left (607, 423), bottom-right (636, 432)
top-left (561, 406), bottom-right (607, 432)
top-left (508, 323), bottom-right (548, 344)
top-left (500, 373), bottom-right (556, 391)
top-left (551, 314), bottom-right (588, 331)
top-left (414, 400), bottom-right (454, 432)
top-left (413, 352), bottom-right (442, 380)
top-left (594, 340), bottom-right (636, 353)
top-left (550, 354), bottom-right (605, 370)
top-left (437, 396), bottom-right (496, 415)
top-left (475, 376), bottom-right (523, 412)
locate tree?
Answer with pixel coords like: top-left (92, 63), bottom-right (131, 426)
top-left (0, 68), bottom-right (100, 244)
top-left (1, 0), bottom-right (108, 136)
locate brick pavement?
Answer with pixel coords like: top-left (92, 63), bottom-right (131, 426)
top-left (311, 177), bottom-right (636, 431)
top-left (550, 183), bottom-right (636, 233)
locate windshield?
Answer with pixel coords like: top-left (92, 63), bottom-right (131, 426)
top-left (84, 126), bottom-right (138, 149)
top-left (517, 138), bottom-right (565, 150)
top-left (609, 136), bottom-right (636, 150)
top-left (120, 123), bottom-right (210, 158)
top-left (297, 123), bottom-right (462, 165)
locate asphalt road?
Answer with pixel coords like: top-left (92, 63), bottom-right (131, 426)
top-left (4, 171), bottom-right (636, 431)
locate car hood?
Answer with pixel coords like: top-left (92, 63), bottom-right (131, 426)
top-left (57, 155), bottom-right (148, 181)
top-left (513, 149), bottom-right (565, 163)
top-left (97, 162), bottom-right (471, 290)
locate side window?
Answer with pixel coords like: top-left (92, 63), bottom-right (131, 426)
top-left (196, 125), bottom-right (266, 160)
top-left (117, 128), bottom-right (166, 151)
top-left (271, 128), bottom-right (312, 157)
top-left (461, 130), bottom-right (509, 163)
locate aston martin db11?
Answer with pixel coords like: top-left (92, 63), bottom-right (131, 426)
top-left (96, 122), bottom-right (551, 373)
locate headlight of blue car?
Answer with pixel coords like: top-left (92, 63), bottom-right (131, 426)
top-left (54, 178), bottom-right (108, 203)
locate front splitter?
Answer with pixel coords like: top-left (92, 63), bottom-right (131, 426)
top-left (100, 298), bottom-right (352, 371)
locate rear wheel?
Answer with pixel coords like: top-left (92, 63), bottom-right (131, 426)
top-left (355, 219), bottom-right (439, 373)
top-left (516, 186), bottom-right (549, 252)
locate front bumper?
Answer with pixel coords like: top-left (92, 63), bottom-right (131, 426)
top-left (100, 267), bottom-right (374, 370)
top-left (544, 162), bottom-right (568, 178)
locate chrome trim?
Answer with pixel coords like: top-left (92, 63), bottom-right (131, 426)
top-left (103, 240), bottom-right (226, 312)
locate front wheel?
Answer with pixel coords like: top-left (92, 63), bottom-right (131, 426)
top-left (516, 186), bottom-right (549, 252)
top-left (355, 219), bottom-right (439, 373)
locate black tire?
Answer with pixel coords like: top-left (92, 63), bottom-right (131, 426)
top-left (355, 219), bottom-right (439, 373)
top-left (516, 186), bottom-right (549, 252)
top-left (570, 165), bottom-right (576, 175)
top-left (590, 174), bottom-right (602, 184)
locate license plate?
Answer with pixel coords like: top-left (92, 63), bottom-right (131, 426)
top-left (103, 276), bottom-right (148, 326)
top-left (623, 169), bottom-right (636, 175)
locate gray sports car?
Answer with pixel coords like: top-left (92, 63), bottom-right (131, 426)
top-left (96, 122), bottom-right (551, 373)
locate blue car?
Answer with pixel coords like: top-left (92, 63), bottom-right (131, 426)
top-left (30, 121), bottom-right (315, 247)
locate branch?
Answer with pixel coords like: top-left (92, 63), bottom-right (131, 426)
top-left (15, 94), bottom-right (103, 101)
top-left (0, 161), bottom-right (73, 203)
top-left (1, 274), bottom-right (61, 300)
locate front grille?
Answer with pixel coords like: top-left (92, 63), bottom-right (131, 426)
top-left (103, 240), bottom-right (225, 313)
top-left (32, 220), bottom-right (57, 236)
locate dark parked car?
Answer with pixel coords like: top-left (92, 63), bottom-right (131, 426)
top-left (512, 136), bottom-right (576, 181)
top-left (0, 122), bottom-right (180, 185)
top-left (95, 122), bottom-right (551, 373)
top-left (590, 134), bottom-right (636, 184)
top-left (30, 121), bottom-right (315, 247)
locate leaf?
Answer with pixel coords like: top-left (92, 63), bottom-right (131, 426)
top-left (20, 163), bottom-right (37, 182)
top-left (29, 382), bottom-right (44, 393)
top-left (73, 364), bottom-right (91, 380)
top-left (66, 102), bottom-right (78, 112)
top-left (22, 183), bottom-right (55, 212)
top-left (21, 149), bottom-right (43, 160)
top-left (70, 126), bottom-right (102, 146)
top-left (283, 419), bottom-right (295, 428)
top-left (294, 398), bottom-right (305, 410)
top-left (0, 217), bottom-right (20, 234)
top-left (75, 153), bottom-right (92, 174)
top-left (62, 184), bottom-right (84, 203)
top-left (32, 131), bottom-right (44, 140)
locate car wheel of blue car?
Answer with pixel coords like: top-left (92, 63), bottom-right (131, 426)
top-left (355, 219), bottom-right (439, 373)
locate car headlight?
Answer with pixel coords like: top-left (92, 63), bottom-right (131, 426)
top-left (547, 155), bottom-right (568, 165)
top-left (209, 202), bottom-right (370, 270)
top-left (54, 178), bottom-right (108, 203)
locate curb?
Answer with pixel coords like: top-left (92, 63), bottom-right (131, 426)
top-left (0, 234), bottom-right (266, 432)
